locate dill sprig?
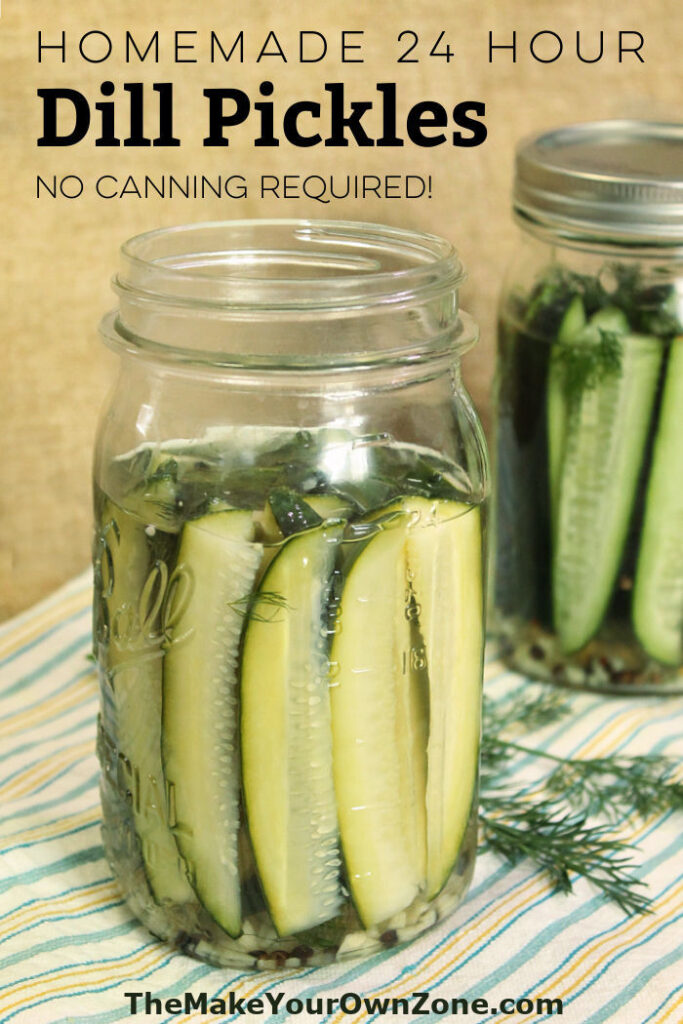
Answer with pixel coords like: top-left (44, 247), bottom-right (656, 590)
top-left (546, 752), bottom-right (683, 819)
top-left (227, 590), bottom-right (289, 622)
top-left (479, 691), bottom-right (683, 914)
top-left (522, 261), bottom-right (682, 345)
top-left (146, 457), bottom-right (179, 483)
top-left (479, 795), bottom-right (651, 916)
top-left (483, 688), bottom-right (572, 736)
top-left (523, 266), bottom-right (607, 337)
top-left (480, 690), bottom-right (571, 779)
top-left (482, 734), bottom-right (683, 821)
top-left (552, 328), bottom-right (623, 396)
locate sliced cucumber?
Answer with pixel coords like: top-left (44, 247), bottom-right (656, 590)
top-left (241, 522), bottom-right (344, 936)
top-left (162, 509), bottom-right (263, 937)
top-left (98, 499), bottom-right (195, 907)
top-left (547, 295), bottom-right (586, 532)
top-left (257, 491), bottom-right (353, 545)
top-left (330, 514), bottom-right (429, 927)
top-left (633, 339), bottom-right (683, 664)
top-left (551, 311), bottom-right (662, 652)
top-left (306, 494), bottom-right (358, 520)
top-left (403, 497), bottom-right (483, 898)
top-left (122, 455), bottom-right (184, 532)
top-left (267, 488), bottom-right (324, 537)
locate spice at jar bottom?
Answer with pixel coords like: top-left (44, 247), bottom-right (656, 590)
top-left (493, 121), bottom-right (683, 695)
top-left (93, 221), bottom-right (488, 968)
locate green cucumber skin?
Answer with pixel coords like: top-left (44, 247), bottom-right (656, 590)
top-left (494, 314), bottom-right (554, 627)
top-left (267, 488), bottom-right (324, 536)
top-left (162, 510), bottom-right (263, 938)
top-left (552, 325), bottom-right (662, 653)
top-left (633, 339), bottom-right (683, 664)
top-left (241, 523), bottom-right (344, 938)
top-left (97, 500), bottom-right (196, 908)
top-left (306, 493), bottom-right (358, 520)
top-left (547, 295), bottom-right (587, 533)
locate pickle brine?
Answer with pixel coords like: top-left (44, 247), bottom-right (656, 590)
top-left (93, 427), bottom-right (485, 969)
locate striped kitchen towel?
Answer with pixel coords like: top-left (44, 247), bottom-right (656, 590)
top-left (0, 572), bottom-right (681, 1024)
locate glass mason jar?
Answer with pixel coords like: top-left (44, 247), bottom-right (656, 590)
top-left (493, 121), bottom-right (683, 694)
top-left (92, 220), bottom-right (488, 969)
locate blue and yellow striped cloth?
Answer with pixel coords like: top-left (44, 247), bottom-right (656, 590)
top-left (1, 572), bottom-right (681, 1024)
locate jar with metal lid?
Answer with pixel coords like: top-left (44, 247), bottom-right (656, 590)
top-left (493, 121), bottom-right (683, 694)
top-left (92, 220), bottom-right (488, 969)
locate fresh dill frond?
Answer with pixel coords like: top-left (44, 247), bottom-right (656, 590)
top-left (524, 268), bottom-right (577, 337)
top-left (552, 328), bottom-right (623, 397)
top-left (523, 266), bottom-right (610, 338)
top-left (483, 735), bottom-right (683, 823)
top-left (521, 261), bottom-right (680, 347)
top-left (479, 690), bottom-right (683, 914)
top-left (637, 287), bottom-right (682, 338)
top-left (604, 262), bottom-right (681, 337)
top-left (479, 794), bottom-right (651, 916)
top-left (146, 458), bottom-right (179, 483)
top-left (481, 691), bottom-right (573, 778)
top-left (228, 590), bottom-right (289, 622)
top-left (545, 754), bottom-right (683, 820)
top-left (146, 501), bottom-right (182, 527)
top-left (483, 689), bottom-right (572, 736)
top-left (608, 262), bottom-right (643, 316)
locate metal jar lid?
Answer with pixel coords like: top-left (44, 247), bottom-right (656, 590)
top-left (514, 120), bottom-right (683, 244)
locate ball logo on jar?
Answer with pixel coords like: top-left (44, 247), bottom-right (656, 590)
top-left (95, 515), bottom-right (195, 661)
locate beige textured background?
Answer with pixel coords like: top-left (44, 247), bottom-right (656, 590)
top-left (1, 0), bottom-right (679, 619)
